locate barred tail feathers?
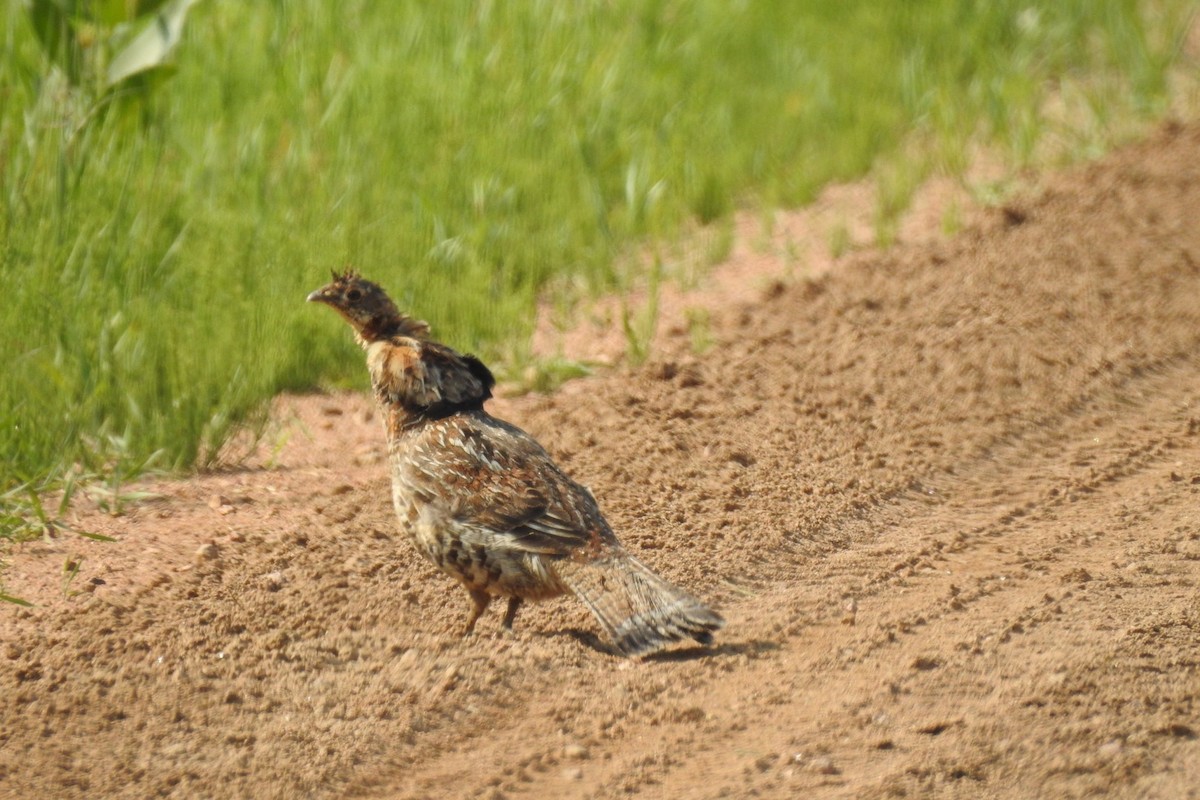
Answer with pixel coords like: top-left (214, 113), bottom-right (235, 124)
top-left (556, 553), bottom-right (724, 656)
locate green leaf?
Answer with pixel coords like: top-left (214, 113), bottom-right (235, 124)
top-left (27, 0), bottom-right (84, 84)
top-left (105, 0), bottom-right (199, 88)
top-left (73, 530), bottom-right (118, 542)
top-left (23, 485), bottom-right (48, 526)
top-left (114, 490), bottom-right (164, 502)
top-left (27, 0), bottom-right (67, 59)
top-left (0, 592), bottom-right (34, 607)
top-left (92, 0), bottom-right (129, 26)
top-left (94, 0), bottom-right (174, 26)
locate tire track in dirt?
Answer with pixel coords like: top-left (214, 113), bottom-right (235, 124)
top-left (4, 125), bottom-right (1200, 800)
top-left (722, 361), bottom-right (1200, 800)
top-left (369, 353), bottom-right (1200, 800)
top-left (391, 124), bottom-right (1200, 796)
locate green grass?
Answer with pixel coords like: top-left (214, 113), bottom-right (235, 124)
top-left (0, 0), bottom-right (1195, 518)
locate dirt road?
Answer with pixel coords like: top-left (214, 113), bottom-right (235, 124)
top-left (3, 124), bottom-right (1199, 799)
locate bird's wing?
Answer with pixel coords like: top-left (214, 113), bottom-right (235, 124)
top-left (418, 341), bottom-right (495, 406)
top-left (405, 416), bottom-right (606, 557)
top-left (368, 338), bottom-right (493, 409)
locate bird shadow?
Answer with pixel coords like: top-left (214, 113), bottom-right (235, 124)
top-left (642, 638), bottom-right (779, 663)
top-left (547, 628), bottom-right (778, 662)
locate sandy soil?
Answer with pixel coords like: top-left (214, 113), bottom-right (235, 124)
top-left (3, 123), bottom-right (1200, 800)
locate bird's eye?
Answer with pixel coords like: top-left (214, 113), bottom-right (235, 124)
top-left (347, 288), bottom-right (362, 302)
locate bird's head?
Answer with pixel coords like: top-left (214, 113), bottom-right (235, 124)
top-left (307, 269), bottom-right (429, 344)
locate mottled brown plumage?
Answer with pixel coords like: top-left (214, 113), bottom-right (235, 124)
top-left (308, 270), bottom-right (724, 656)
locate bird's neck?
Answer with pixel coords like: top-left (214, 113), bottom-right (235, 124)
top-left (355, 314), bottom-right (428, 350)
top-left (355, 316), bottom-right (397, 348)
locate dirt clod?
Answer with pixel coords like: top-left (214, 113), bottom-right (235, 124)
top-left (809, 756), bottom-right (840, 776)
top-left (194, 543), bottom-right (220, 562)
top-left (261, 571), bottom-right (286, 591)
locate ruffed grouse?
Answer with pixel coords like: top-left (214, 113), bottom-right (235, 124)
top-left (308, 270), bottom-right (723, 656)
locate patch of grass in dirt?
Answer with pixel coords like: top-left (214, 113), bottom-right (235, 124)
top-left (0, 0), bottom-right (1195, 552)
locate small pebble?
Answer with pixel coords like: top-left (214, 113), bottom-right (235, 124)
top-left (262, 571), bottom-right (287, 591)
top-left (841, 598), bottom-right (858, 626)
top-left (810, 756), bottom-right (839, 775)
top-left (562, 743), bottom-right (589, 760)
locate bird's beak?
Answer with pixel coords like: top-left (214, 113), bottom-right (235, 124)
top-left (307, 288), bottom-right (330, 304)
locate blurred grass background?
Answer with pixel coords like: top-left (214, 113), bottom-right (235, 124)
top-left (0, 0), bottom-right (1195, 511)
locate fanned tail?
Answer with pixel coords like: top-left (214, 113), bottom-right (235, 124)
top-left (556, 553), bottom-right (724, 656)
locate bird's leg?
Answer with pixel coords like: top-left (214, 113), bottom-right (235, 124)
top-left (462, 588), bottom-right (492, 636)
top-left (501, 597), bottom-right (523, 630)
